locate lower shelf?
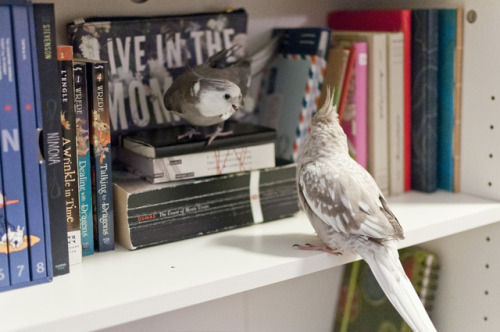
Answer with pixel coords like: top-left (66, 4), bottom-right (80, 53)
top-left (2, 190), bottom-right (500, 331)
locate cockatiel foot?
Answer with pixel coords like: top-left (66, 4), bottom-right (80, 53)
top-left (293, 243), bottom-right (342, 256)
top-left (178, 127), bottom-right (201, 140)
top-left (206, 126), bottom-right (233, 145)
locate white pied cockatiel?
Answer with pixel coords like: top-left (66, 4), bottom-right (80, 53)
top-left (296, 90), bottom-right (437, 332)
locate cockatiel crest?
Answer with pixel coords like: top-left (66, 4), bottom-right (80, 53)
top-left (296, 89), bottom-right (436, 332)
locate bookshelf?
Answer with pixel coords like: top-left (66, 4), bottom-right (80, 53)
top-left (2, 0), bottom-right (500, 331)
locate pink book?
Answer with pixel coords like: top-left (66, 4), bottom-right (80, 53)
top-left (329, 9), bottom-right (412, 191)
top-left (341, 42), bottom-right (368, 169)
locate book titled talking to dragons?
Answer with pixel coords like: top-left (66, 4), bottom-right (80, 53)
top-left (67, 8), bottom-right (248, 143)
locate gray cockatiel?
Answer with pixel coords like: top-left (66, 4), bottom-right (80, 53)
top-left (164, 37), bottom-right (280, 144)
top-left (296, 90), bottom-right (437, 332)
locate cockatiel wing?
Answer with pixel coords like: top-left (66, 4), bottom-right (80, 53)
top-left (297, 160), bottom-right (404, 242)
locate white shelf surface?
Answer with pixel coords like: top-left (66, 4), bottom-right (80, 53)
top-left (2, 191), bottom-right (500, 332)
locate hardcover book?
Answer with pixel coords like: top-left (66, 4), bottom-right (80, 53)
top-left (437, 8), bottom-right (463, 192)
top-left (32, 2), bottom-right (69, 276)
top-left (0, 5), bottom-right (31, 285)
top-left (335, 246), bottom-right (439, 332)
top-left (73, 61), bottom-right (94, 256)
top-left (386, 32), bottom-right (405, 196)
top-left (113, 161), bottom-right (298, 250)
top-left (67, 8), bottom-right (248, 143)
top-left (332, 31), bottom-right (389, 196)
top-left (255, 27), bottom-right (330, 161)
top-left (12, 3), bottom-right (49, 281)
top-left (83, 59), bottom-right (114, 252)
top-left (411, 10), bottom-right (439, 193)
top-left (319, 46), bottom-right (351, 119)
top-left (122, 120), bottom-right (277, 158)
top-left (329, 9), bottom-right (412, 192)
top-left (58, 46), bottom-right (82, 265)
top-left (337, 41), bottom-right (367, 169)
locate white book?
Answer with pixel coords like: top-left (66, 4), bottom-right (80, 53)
top-left (118, 143), bottom-right (276, 184)
top-left (386, 32), bottom-right (405, 196)
top-left (333, 31), bottom-right (389, 195)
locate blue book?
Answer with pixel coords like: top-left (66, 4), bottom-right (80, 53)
top-left (411, 9), bottom-right (439, 193)
top-left (86, 61), bottom-right (114, 252)
top-left (73, 61), bottom-right (94, 256)
top-left (0, 161), bottom-right (11, 288)
top-left (32, 3), bottom-right (69, 276)
top-left (11, 3), bottom-right (48, 281)
top-left (0, 5), bottom-right (31, 285)
top-left (437, 9), bottom-right (459, 192)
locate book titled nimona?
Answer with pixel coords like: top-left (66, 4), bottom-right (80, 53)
top-left (113, 161), bottom-right (298, 250)
top-left (67, 8), bottom-right (248, 142)
top-left (119, 122), bottom-right (276, 183)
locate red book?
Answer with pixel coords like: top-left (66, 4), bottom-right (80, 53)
top-left (328, 10), bottom-right (412, 192)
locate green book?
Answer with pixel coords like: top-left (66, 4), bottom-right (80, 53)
top-left (335, 246), bottom-right (439, 332)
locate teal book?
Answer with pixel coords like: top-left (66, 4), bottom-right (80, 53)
top-left (73, 61), bottom-right (94, 256)
top-left (437, 9), bottom-right (462, 191)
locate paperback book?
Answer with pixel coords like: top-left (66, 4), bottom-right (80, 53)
top-left (58, 45), bottom-right (82, 265)
top-left (113, 161), bottom-right (298, 250)
top-left (67, 8), bottom-right (248, 143)
top-left (73, 61), bottom-right (94, 256)
top-left (32, 2), bottom-right (69, 276)
top-left (82, 59), bottom-right (114, 252)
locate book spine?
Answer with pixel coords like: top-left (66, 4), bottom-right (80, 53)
top-left (349, 42), bottom-right (367, 169)
top-left (73, 61), bottom-right (94, 256)
top-left (387, 32), bottom-right (405, 196)
top-left (11, 3), bottom-right (48, 281)
top-left (411, 10), bottom-right (439, 193)
top-left (0, 160), bottom-right (11, 288)
top-left (437, 9), bottom-right (458, 192)
top-left (366, 34), bottom-right (389, 195)
top-left (120, 142), bottom-right (276, 184)
top-left (58, 46), bottom-right (82, 265)
top-left (0, 5), bottom-right (31, 285)
top-left (87, 61), bottom-right (114, 252)
top-left (32, 3), bottom-right (69, 276)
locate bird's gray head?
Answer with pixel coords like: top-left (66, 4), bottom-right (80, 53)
top-left (192, 77), bottom-right (243, 121)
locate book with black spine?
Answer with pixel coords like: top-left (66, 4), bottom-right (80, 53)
top-left (113, 161), bottom-right (298, 250)
top-left (32, 3), bottom-right (69, 276)
top-left (57, 45), bottom-right (82, 265)
top-left (83, 59), bottom-right (114, 252)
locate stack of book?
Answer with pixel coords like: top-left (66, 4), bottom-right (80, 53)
top-left (328, 8), bottom-right (463, 195)
top-left (67, 8), bottom-right (300, 250)
top-left (335, 246), bottom-right (440, 332)
top-left (113, 120), bottom-right (300, 250)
